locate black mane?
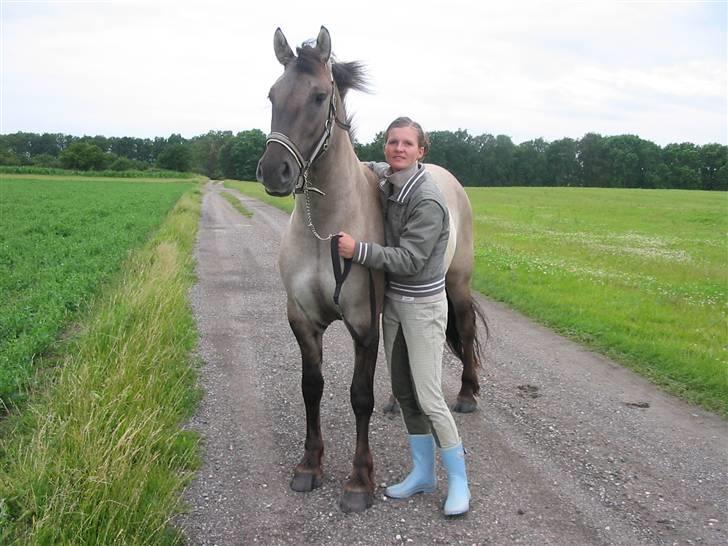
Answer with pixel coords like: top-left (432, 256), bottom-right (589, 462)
top-left (294, 45), bottom-right (369, 97)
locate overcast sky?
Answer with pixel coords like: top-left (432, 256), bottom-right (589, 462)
top-left (2, 0), bottom-right (726, 146)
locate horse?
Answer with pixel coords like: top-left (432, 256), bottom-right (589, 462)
top-left (256, 26), bottom-right (486, 513)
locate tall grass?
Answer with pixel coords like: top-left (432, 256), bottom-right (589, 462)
top-left (0, 188), bottom-right (202, 544)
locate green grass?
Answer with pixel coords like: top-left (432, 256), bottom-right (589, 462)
top-left (0, 186), bottom-right (203, 545)
top-left (468, 187), bottom-right (727, 415)
top-left (220, 190), bottom-right (253, 217)
top-left (0, 175), bottom-right (198, 407)
top-left (231, 180), bottom-right (727, 415)
top-left (224, 179), bottom-right (294, 213)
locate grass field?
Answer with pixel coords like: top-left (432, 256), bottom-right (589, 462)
top-left (0, 178), bottom-right (202, 544)
top-left (227, 180), bottom-right (727, 415)
top-left (469, 187), bottom-right (727, 414)
top-left (0, 175), bottom-right (196, 407)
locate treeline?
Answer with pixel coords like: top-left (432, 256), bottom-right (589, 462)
top-left (357, 131), bottom-right (727, 190)
top-left (0, 130), bottom-right (266, 181)
top-left (2, 130), bottom-right (726, 190)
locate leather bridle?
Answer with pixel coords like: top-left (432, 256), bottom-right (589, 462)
top-left (264, 67), bottom-right (350, 198)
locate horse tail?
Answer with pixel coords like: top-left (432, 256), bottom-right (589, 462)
top-left (445, 292), bottom-right (489, 369)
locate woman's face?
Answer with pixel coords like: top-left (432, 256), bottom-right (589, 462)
top-left (384, 126), bottom-right (424, 172)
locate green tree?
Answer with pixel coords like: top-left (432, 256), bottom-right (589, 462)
top-left (546, 138), bottom-right (580, 186)
top-left (354, 131), bottom-right (385, 162)
top-left (428, 130), bottom-right (479, 185)
top-left (156, 143), bottom-right (192, 172)
top-left (513, 139), bottom-right (548, 186)
top-left (699, 143), bottom-right (728, 190)
top-left (662, 143), bottom-right (702, 189)
top-left (31, 153), bottom-right (60, 168)
top-left (219, 129), bottom-right (266, 180)
top-left (191, 130), bottom-right (233, 178)
top-left (577, 133), bottom-right (609, 187)
top-left (59, 142), bottom-right (109, 170)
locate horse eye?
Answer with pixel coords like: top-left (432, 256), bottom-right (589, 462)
top-left (314, 93), bottom-right (327, 105)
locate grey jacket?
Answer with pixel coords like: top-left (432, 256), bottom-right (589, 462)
top-left (353, 162), bottom-right (449, 300)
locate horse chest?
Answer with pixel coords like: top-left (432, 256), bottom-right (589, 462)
top-left (279, 242), bottom-right (336, 314)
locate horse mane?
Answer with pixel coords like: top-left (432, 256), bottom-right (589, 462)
top-left (294, 45), bottom-right (369, 94)
top-left (294, 44), bottom-right (370, 142)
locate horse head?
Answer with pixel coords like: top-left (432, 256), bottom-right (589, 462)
top-left (256, 26), bottom-right (367, 196)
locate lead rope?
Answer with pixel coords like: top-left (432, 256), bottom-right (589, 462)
top-left (303, 183), bottom-right (334, 241)
top-left (330, 235), bottom-right (378, 348)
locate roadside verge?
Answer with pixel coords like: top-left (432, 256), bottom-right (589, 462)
top-left (0, 187), bottom-right (203, 545)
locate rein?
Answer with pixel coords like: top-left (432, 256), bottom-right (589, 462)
top-left (331, 235), bottom-right (377, 348)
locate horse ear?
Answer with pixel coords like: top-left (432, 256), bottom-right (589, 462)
top-left (274, 27), bottom-right (295, 66)
top-left (316, 26), bottom-right (332, 63)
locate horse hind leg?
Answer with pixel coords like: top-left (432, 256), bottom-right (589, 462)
top-left (446, 283), bottom-right (487, 413)
top-left (288, 306), bottom-right (325, 492)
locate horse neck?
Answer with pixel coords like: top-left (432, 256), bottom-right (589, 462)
top-left (293, 129), bottom-right (375, 238)
top-left (297, 130), bottom-right (363, 207)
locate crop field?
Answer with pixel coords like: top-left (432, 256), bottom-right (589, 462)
top-left (228, 180), bottom-right (727, 415)
top-left (0, 175), bottom-right (196, 407)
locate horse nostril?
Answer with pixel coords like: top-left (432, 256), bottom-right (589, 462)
top-left (256, 159), bottom-right (264, 182)
top-left (281, 160), bottom-right (291, 181)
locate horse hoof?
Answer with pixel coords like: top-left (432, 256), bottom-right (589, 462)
top-left (382, 395), bottom-right (400, 415)
top-left (339, 490), bottom-right (373, 513)
top-left (290, 470), bottom-right (322, 492)
top-left (452, 396), bottom-right (478, 414)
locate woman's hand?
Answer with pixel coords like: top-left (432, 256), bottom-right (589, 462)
top-left (337, 232), bottom-right (355, 259)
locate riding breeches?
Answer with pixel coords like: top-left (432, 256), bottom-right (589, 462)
top-left (382, 297), bottom-right (460, 449)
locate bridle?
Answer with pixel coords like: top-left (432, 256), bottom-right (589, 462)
top-left (264, 65), bottom-right (350, 241)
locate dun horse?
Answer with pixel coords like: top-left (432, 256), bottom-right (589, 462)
top-left (256, 26), bottom-right (486, 513)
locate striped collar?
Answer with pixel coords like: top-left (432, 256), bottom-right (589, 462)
top-left (379, 162), bottom-right (427, 204)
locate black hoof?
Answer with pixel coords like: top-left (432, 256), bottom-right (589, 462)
top-left (451, 396), bottom-right (478, 414)
top-left (290, 470), bottom-right (322, 492)
top-left (339, 490), bottom-right (373, 513)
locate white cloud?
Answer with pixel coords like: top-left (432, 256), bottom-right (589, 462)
top-left (2, 0), bottom-right (725, 145)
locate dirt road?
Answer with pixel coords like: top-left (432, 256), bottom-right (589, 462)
top-left (176, 182), bottom-right (727, 545)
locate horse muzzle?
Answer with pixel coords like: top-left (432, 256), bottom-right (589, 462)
top-left (256, 151), bottom-right (299, 197)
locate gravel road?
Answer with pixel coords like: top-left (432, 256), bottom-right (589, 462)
top-left (176, 182), bottom-right (727, 545)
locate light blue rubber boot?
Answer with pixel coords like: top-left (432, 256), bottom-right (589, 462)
top-left (385, 434), bottom-right (437, 499)
top-left (440, 442), bottom-right (470, 515)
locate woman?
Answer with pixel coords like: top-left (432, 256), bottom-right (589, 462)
top-left (337, 116), bottom-right (470, 516)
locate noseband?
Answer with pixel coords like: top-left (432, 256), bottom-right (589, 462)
top-left (265, 67), bottom-right (349, 178)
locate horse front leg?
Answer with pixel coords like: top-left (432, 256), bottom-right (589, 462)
top-left (288, 305), bottom-right (325, 492)
top-left (339, 334), bottom-right (379, 513)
